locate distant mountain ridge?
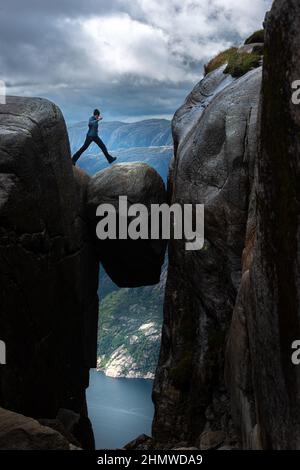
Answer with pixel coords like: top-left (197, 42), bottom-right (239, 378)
top-left (68, 118), bottom-right (172, 153)
top-left (67, 118), bottom-right (173, 182)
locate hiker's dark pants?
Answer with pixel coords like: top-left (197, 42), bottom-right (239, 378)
top-left (72, 136), bottom-right (112, 163)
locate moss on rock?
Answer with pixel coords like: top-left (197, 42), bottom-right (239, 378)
top-left (244, 29), bottom-right (265, 45)
top-left (224, 51), bottom-right (261, 77)
top-left (205, 46), bottom-right (262, 78)
top-left (204, 47), bottom-right (238, 76)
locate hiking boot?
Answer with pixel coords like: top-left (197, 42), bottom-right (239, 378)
top-left (108, 156), bottom-right (117, 164)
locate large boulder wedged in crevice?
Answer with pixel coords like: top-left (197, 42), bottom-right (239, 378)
top-left (86, 163), bottom-right (167, 287)
top-left (0, 96), bottom-right (97, 448)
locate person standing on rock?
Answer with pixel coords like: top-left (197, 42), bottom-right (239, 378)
top-left (72, 109), bottom-right (117, 165)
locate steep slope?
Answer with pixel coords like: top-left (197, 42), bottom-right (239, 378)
top-left (97, 265), bottom-right (166, 379)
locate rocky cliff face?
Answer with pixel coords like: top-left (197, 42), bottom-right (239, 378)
top-left (227, 0), bottom-right (300, 450)
top-left (1, 0), bottom-right (299, 451)
top-left (153, 0), bottom-right (300, 450)
top-left (0, 97), bottom-right (166, 448)
top-left (0, 97), bottom-right (97, 448)
top-left (153, 64), bottom-right (261, 448)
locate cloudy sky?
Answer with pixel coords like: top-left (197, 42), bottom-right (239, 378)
top-left (0, 0), bottom-right (272, 124)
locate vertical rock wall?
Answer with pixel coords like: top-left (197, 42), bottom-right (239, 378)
top-left (249, 0), bottom-right (300, 448)
top-left (153, 67), bottom-right (262, 447)
top-left (154, 0), bottom-right (300, 450)
top-left (0, 97), bottom-right (98, 447)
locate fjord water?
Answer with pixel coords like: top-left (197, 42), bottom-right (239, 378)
top-left (87, 369), bottom-right (154, 449)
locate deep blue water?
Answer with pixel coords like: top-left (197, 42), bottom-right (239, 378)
top-left (87, 369), bottom-right (154, 449)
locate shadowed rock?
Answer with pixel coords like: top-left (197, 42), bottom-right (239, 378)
top-left (250, 0), bottom-right (300, 449)
top-left (153, 67), bottom-right (261, 447)
top-left (159, 0), bottom-right (300, 450)
top-left (227, 0), bottom-right (300, 450)
top-left (87, 163), bottom-right (167, 287)
top-left (0, 96), bottom-right (97, 448)
top-left (0, 408), bottom-right (78, 450)
top-left (225, 181), bottom-right (258, 449)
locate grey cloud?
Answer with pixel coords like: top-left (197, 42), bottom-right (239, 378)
top-left (36, 76), bottom-right (192, 124)
top-left (0, 0), bottom-right (126, 18)
top-left (0, 0), bottom-right (272, 122)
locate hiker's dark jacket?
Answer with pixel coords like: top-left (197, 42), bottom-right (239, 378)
top-left (87, 116), bottom-right (99, 137)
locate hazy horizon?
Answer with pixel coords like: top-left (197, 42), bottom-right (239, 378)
top-left (68, 115), bottom-right (172, 126)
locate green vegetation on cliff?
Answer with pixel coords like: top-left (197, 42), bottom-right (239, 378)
top-left (224, 50), bottom-right (261, 77)
top-left (97, 267), bottom-right (166, 378)
top-left (205, 48), bottom-right (262, 78)
top-left (205, 30), bottom-right (264, 78)
top-left (244, 29), bottom-right (264, 45)
top-left (204, 47), bottom-right (238, 75)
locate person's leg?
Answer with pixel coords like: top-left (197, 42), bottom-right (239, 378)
top-left (72, 136), bottom-right (92, 164)
top-left (93, 136), bottom-right (115, 163)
